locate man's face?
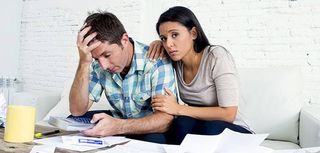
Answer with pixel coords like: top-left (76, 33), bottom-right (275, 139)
top-left (91, 41), bottom-right (128, 73)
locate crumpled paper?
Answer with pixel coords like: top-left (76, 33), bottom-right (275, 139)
top-left (0, 93), bottom-right (7, 127)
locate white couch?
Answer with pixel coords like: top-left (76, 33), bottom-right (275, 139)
top-left (238, 67), bottom-right (320, 149)
top-left (31, 67), bottom-right (320, 150)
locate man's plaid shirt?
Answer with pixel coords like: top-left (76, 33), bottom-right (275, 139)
top-left (89, 40), bottom-right (176, 119)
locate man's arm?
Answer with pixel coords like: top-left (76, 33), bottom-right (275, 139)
top-left (83, 111), bottom-right (173, 137)
top-left (69, 62), bottom-right (93, 116)
top-left (69, 25), bottom-right (101, 116)
top-left (118, 111), bottom-right (173, 134)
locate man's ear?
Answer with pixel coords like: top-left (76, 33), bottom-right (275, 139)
top-left (121, 33), bottom-right (129, 46)
top-left (191, 27), bottom-right (197, 40)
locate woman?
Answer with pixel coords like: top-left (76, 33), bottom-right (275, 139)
top-left (149, 6), bottom-right (252, 144)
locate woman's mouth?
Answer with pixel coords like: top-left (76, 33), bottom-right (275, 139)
top-left (168, 50), bottom-right (178, 56)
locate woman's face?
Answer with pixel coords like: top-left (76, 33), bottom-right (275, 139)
top-left (159, 21), bottom-right (197, 61)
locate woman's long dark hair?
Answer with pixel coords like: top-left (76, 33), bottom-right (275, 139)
top-left (156, 6), bottom-right (210, 53)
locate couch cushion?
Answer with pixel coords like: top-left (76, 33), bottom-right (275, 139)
top-left (43, 79), bottom-right (111, 120)
top-left (238, 67), bottom-right (303, 144)
top-left (261, 140), bottom-right (301, 150)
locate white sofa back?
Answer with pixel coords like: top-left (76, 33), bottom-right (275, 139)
top-left (238, 67), bottom-right (303, 144)
top-left (42, 67), bottom-right (304, 145)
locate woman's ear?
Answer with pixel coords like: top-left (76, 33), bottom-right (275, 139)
top-left (191, 27), bottom-right (197, 40)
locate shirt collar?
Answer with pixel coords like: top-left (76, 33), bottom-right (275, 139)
top-left (130, 38), bottom-right (148, 72)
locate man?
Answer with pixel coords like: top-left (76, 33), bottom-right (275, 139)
top-left (69, 11), bottom-right (176, 144)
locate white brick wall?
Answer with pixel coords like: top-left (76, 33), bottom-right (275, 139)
top-left (19, 0), bottom-right (320, 104)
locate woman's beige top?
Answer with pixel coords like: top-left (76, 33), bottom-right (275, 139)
top-left (175, 45), bottom-right (250, 130)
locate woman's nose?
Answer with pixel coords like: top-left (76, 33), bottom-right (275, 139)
top-left (166, 38), bottom-right (174, 48)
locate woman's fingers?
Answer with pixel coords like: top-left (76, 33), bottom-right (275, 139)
top-left (152, 43), bottom-right (162, 60)
top-left (164, 88), bottom-right (174, 96)
top-left (151, 102), bottom-right (163, 107)
top-left (147, 41), bottom-right (155, 58)
top-left (159, 46), bottom-right (165, 59)
top-left (148, 44), bottom-right (157, 60)
top-left (148, 40), bottom-right (163, 60)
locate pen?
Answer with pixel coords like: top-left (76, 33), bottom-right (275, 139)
top-left (34, 129), bottom-right (60, 138)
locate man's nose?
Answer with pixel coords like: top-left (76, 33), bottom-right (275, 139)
top-left (98, 59), bottom-right (109, 70)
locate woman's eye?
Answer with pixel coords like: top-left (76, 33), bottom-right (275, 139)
top-left (160, 37), bottom-right (166, 42)
top-left (172, 33), bottom-right (178, 38)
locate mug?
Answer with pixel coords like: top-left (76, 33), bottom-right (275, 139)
top-left (4, 105), bottom-right (36, 143)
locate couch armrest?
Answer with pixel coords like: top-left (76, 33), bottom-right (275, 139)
top-left (299, 104), bottom-right (320, 148)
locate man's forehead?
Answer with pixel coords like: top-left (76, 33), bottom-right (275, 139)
top-left (91, 42), bottom-right (115, 57)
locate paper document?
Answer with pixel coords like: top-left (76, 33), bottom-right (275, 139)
top-left (162, 144), bottom-right (184, 153)
top-left (33, 134), bottom-right (129, 152)
top-left (180, 128), bottom-right (269, 153)
top-left (30, 145), bottom-right (56, 153)
top-left (97, 139), bottom-right (166, 153)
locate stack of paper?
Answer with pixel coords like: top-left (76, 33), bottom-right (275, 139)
top-left (163, 128), bottom-right (272, 153)
top-left (32, 128), bottom-right (272, 153)
top-left (96, 139), bottom-right (167, 153)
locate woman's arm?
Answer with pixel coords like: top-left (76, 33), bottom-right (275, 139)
top-left (177, 105), bottom-right (237, 123)
top-left (152, 88), bottom-right (238, 123)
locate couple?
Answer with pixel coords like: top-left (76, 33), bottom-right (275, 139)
top-left (69, 6), bottom-right (252, 145)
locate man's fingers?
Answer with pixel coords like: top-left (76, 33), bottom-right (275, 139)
top-left (77, 26), bottom-right (92, 43)
top-left (82, 123), bottom-right (104, 137)
top-left (83, 32), bottom-right (98, 46)
top-left (87, 41), bottom-right (101, 51)
top-left (82, 128), bottom-right (96, 136)
top-left (91, 113), bottom-right (106, 123)
top-left (79, 22), bottom-right (87, 32)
